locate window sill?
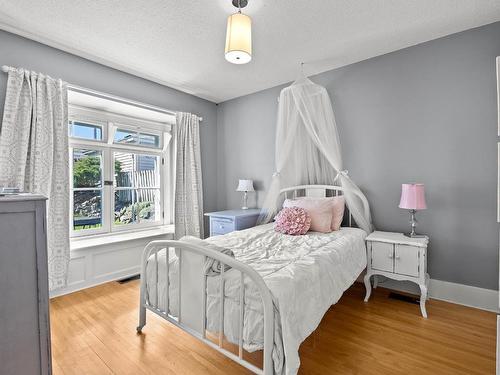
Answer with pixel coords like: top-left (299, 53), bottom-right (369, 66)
top-left (70, 225), bottom-right (175, 251)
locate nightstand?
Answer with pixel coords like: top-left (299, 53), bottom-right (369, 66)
top-left (364, 231), bottom-right (430, 318)
top-left (204, 209), bottom-right (260, 237)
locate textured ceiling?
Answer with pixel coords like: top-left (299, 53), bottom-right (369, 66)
top-left (1, 1), bottom-right (500, 103)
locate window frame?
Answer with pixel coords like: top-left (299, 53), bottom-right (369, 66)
top-left (111, 149), bottom-right (163, 233)
top-left (68, 105), bottom-right (172, 239)
top-left (70, 145), bottom-right (108, 237)
top-left (69, 119), bottom-right (107, 142)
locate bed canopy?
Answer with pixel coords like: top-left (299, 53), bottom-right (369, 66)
top-left (259, 74), bottom-right (373, 233)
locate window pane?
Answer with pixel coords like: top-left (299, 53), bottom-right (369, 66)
top-left (114, 152), bottom-right (159, 187)
top-left (73, 149), bottom-right (102, 188)
top-left (114, 189), bottom-right (137, 226)
top-left (137, 189), bottom-right (161, 223)
top-left (69, 121), bottom-right (102, 141)
top-left (114, 189), bottom-right (160, 225)
top-left (139, 133), bottom-right (160, 148)
top-left (73, 190), bottom-right (102, 231)
top-left (114, 129), bottom-right (137, 145)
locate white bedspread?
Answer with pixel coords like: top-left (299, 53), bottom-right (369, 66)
top-left (146, 224), bottom-right (367, 374)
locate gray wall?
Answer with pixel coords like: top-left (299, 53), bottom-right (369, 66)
top-left (0, 30), bottom-right (218, 232)
top-left (217, 22), bottom-right (500, 290)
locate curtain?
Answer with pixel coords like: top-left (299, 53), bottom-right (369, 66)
top-left (174, 112), bottom-right (204, 239)
top-left (259, 75), bottom-right (373, 233)
top-left (0, 67), bottom-right (70, 291)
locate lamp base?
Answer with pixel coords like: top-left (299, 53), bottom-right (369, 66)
top-left (241, 191), bottom-right (249, 211)
top-left (405, 209), bottom-right (427, 239)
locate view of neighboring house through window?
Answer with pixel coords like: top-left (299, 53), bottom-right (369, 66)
top-left (113, 152), bottom-right (161, 227)
top-left (68, 105), bottom-right (171, 237)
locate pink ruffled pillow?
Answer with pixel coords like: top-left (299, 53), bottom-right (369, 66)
top-left (274, 207), bottom-right (311, 235)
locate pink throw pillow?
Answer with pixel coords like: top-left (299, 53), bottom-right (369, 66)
top-left (286, 196), bottom-right (345, 231)
top-left (330, 196), bottom-right (345, 231)
top-left (283, 198), bottom-right (333, 233)
top-left (274, 207), bottom-right (311, 235)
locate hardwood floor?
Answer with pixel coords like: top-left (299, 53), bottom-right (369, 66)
top-left (50, 280), bottom-right (496, 374)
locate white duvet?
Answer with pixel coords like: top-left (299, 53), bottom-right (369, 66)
top-left (146, 224), bottom-right (367, 374)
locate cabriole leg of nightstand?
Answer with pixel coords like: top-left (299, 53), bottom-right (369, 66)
top-left (364, 273), bottom-right (372, 302)
top-left (419, 284), bottom-right (428, 318)
top-left (425, 273), bottom-right (430, 300)
top-left (373, 275), bottom-right (378, 289)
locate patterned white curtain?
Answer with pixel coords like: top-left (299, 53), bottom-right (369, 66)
top-left (174, 112), bottom-right (204, 239)
top-left (0, 67), bottom-right (70, 291)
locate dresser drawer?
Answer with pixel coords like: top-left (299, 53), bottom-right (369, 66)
top-left (370, 241), bottom-right (394, 273)
top-left (210, 217), bottom-right (235, 236)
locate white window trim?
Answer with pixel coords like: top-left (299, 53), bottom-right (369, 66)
top-left (69, 105), bottom-right (173, 239)
top-left (70, 105), bottom-right (173, 132)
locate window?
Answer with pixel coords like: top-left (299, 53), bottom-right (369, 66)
top-left (72, 149), bottom-right (103, 231)
top-left (114, 128), bottom-right (161, 148)
top-left (69, 106), bottom-right (171, 238)
top-left (113, 152), bottom-right (161, 227)
top-left (69, 120), bottom-right (104, 141)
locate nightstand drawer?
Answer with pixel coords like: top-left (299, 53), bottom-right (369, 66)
top-left (210, 218), bottom-right (235, 235)
top-left (370, 241), bottom-right (394, 273)
top-left (394, 244), bottom-right (419, 277)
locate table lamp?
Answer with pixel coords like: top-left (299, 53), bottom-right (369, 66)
top-left (399, 183), bottom-right (427, 238)
top-left (236, 179), bottom-right (254, 209)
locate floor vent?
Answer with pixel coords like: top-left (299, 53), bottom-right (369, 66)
top-left (117, 274), bottom-right (140, 284)
top-left (388, 292), bottom-right (420, 305)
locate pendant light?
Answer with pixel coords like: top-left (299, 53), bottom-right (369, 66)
top-left (225, 0), bottom-right (252, 64)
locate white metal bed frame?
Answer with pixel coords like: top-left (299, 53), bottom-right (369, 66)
top-left (137, 185), bottom-right (358, 375)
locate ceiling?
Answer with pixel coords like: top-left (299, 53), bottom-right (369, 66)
top-left (1, 1), bottom-right (500, 103)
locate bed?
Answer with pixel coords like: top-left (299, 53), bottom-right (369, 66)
top-left (137, 185), bottom-right (368, 375)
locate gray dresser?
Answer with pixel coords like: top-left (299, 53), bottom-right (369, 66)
top-left (0, 194), bottom-right (52, 375)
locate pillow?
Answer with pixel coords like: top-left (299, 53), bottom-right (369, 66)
top-left (295, 196), bottom-right (345, 231)
top-left (330, 196), bottom-right (345, 231)
top-left (283, 198), bottom-right (333, 233)
top-left (274, 207), bottom-right (311, 235)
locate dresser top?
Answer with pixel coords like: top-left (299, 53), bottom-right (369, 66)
top-left (205, 208), bottom-right (261, 219)
top-left (366, 231), bottom-right (429, 247)
top-left (0, 193), bottom-right (47, 202)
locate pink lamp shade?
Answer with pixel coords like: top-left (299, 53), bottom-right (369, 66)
top-left (399, 183), bottom-right (427, 210)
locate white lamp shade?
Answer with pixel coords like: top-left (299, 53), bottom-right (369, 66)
top-left (236, 179), bottom-right (254, 192)
top-left (225, 12), bottom-right (252, 64)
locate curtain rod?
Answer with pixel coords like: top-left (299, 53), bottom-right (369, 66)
top-left (1, 65), bottom-right (203, 122)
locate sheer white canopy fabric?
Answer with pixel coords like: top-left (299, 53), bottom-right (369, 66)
top-left (259, 76), bottom-right (373, 233)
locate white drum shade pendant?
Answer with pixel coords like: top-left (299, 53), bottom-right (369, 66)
top-left (225, 0), bottom-right (252, 64)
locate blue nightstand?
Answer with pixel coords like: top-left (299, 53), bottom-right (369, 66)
top-left (204, 209), bottom-right (261, 237)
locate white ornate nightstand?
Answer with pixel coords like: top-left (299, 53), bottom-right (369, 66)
top-left (364, 231), bottom-right (430, 318)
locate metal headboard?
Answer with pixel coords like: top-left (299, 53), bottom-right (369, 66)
top-left (279, 184), bottom-right (355, 227)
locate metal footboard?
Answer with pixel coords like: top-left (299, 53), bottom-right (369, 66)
top-left (137, 240), bottom-right (275, 375)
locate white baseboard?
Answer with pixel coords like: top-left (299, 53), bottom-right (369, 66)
top-left (358, 274), bottom-right (498, 313)
top-left (50, 232), bottom-right (173, 299)
top-left (50, 265), bottom-right (140, 298)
